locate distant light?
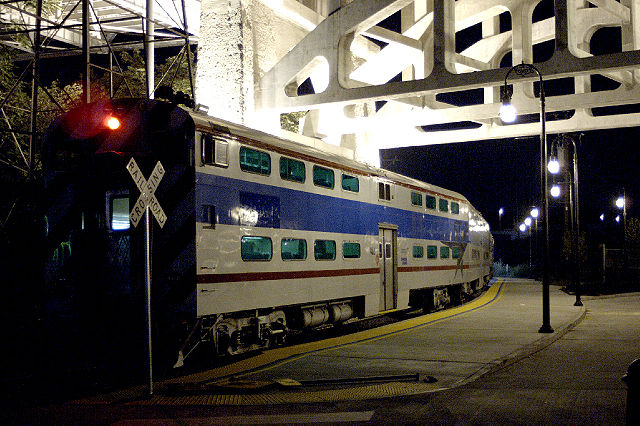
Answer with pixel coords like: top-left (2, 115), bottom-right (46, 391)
top-left (600, 213), bottom-right (605, 222)
top-left (524, 217), bottom-right (532, 227)
top-left (519, 223), bottom-right (526, 232)
top-left (547, 158), bottom-right (560, 174)
top-left (499, 103), bottom-right (517, 123)
top-left (531, 207), bottom-right (539, 219)
top-left (616, 215), bottom-right (621, 223)
top-left (498, 207), bottom-right (504, 216)
top-left (106, 116), bottom-right (120, 130)
top-left (550, 185), bottom-right (561, 198)
top-left (616, 196), bottom-right (625, 209)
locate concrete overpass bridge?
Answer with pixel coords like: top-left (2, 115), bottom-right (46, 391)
top-left (2, 0), bottom-right (640, 168)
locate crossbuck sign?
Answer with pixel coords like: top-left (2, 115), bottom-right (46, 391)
top-left (127, 158), bottom-right (167, 228)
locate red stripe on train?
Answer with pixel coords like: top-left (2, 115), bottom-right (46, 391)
top-left (197, 268), bottom-right (380, 283)
top-left (198, 263), bottom-right (485, 283)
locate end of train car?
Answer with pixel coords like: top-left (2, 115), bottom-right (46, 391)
top-left (43, 98), bottom-right (494, 371)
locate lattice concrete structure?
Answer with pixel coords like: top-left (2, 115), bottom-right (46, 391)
top-left (195, 0), bottom-right (640, 166)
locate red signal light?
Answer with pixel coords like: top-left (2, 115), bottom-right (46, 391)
top-left (105, 115), bottom-right (120, 130)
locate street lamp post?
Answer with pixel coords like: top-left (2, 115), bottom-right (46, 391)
top-left (525, 216), bottom-right (533, 271)
top-left (531, 207), bottom-right (539, 277)
top-left (617, 189), bottom-right (627, 275)
top-left (500, 63), bottom-right (553, 333)
top-left (549, 134), bottom-right (582, 306)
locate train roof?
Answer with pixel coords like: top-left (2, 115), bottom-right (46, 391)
top-left (188, 107), bottom-right (471, 205)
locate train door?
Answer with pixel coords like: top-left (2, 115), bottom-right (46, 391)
top-left (379, 224), bottom-right (398, 311)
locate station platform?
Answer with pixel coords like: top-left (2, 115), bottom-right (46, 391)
top-left (14, 278), bottom-right (640, 424)
top-left (75, 278), bottom-right (583, 404)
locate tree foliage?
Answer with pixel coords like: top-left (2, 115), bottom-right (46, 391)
top-left (0, 42), bottom-right (197, 224)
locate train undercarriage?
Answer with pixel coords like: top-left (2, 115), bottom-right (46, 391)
top-left (174, 276), bottom-right (491, 368)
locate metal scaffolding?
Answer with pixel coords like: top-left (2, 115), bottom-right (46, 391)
top-left (0, 0), bottom-right (198, 224)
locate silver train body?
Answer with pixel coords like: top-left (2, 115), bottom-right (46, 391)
top-left (42, 99), bottom-right (493, 365)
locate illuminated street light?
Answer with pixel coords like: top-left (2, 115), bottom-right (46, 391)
top-left (531, 207), bottom-right (539, 219)
top-left (550, 185), bottom-right (561, 198)
top-left (501, 62), bottom-right (552, 333)
top-left (498, 101), bottom-right (517, 123)
top-left (498, 207), bottom-right (504, 230)
top-left (547, 158), bottom-right (560, 174)
top-left (600, 213), bottom-right (605, 221)
top-left (519, 223), bottom-right (527, 232)
top-left (616, 215), bottom-right (621, 223)
top-left (525, 217), bottom-right (532, 227)
top-left (616, 196), bottom-right (625, 209)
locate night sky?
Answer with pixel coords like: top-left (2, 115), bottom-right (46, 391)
top-left (381, 126), bottom-right (639, 240)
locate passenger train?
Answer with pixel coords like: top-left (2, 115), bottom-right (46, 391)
top-left (42, 98), bottom-right (493, 368)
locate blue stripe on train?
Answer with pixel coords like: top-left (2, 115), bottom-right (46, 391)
top-left (195, 173), bottom-right (469, 242)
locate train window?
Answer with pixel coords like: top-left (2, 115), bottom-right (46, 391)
top-left (440, 246), bottom-right (450, 259)
top-left (280, 157), bottom-right (305, 183)
top-left (413, 245), bottom-right (424, 258)
top-left (240, 147), bottom-right (271, 175)
top-left (341, 174), bottom-right (359, 192)
top-left (451, 202), bottom-right (460, 214)
top-left (202, 205), bottom-right (216, 229)
top-left (201, 134), bottom-right (229, 167)
top-left (110, 195), bottom-right (130, 231)
top-left (281, 238), bottom-right (307, 260)
top-left (425, 195), bottom-right (436, 210)
top-left (427, 245), bottom-right (438, 259)
top-left (452, 247), bottom-right (461, 259)
top-left (378, 182), bottom-right (391, 200)
top-left (313, 165), bottom-right (334, 189)
top-left (314, 240), bottom-right (336, 260)
top-left (342, 242), bottom-right (361, 259)
top-left (411, 192), bottom-right (423, 206)
top-left (439, 198), bottom-right (449, 212)
top-left (241, 236), bottom-right (272, 261)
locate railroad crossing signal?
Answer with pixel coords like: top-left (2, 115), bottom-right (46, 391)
top-left (126, 158), bottom-right (167, 228)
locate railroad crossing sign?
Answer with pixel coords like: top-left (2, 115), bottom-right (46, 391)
top-left (126, 158), bottom-right (167, 228)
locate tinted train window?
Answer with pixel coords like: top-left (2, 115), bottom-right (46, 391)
top-left (378, 182), bottom-right (391, 200)
top-left (342, 242), bottom-right (361, 259)
top-left (439, 199), bottom-right (449, 212)
top-left (341, 174), bottom-right (359, 192)
top-left (426, 195), bottom-right (436, 209)
top-left (202, 205), bottom-right (216, 229)
top-left (411, 192), bottom-right (422, 206)
top-left (240, 147), bottom-right (271, 175)
top-left (413, 246), bottom-right (424, 258)
top-left (451, 202), bottom-right (460, 214)
top-left (281, 238), bottom-right (307, 260)
top-left (314, 240), bottom-right (336, 260)
top-left (241, 236), bottom-right (272, 261)
top-left (452, 247), bottom-right (461, 258)
top-left (280, 157), bottom-right (305, 183)
top-left (427, 245), bottom-right (438, 259)
top-left (440, 246), bottom-right (450, 259)
top-left (111, 196), bottom-right (130, 231)
top-left (313, 165), bottom-right (334, 189)
top-left (201, 134), bottom-right (229, 167)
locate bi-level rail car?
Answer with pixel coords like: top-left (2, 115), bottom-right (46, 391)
top-left (43, 98), bottom-right (493, 367)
